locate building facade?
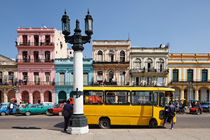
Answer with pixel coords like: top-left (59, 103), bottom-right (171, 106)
top-left (130, 45), bottom-right (169, 86)
top-left (55, 58), bottom-right (93, 104)
top-left (168, 53), bottom-right (210, 103)
top-left (92, 40), bottom-right (131, 86)
top-left (0, 54), bottom-right (17, 103)
top-left (16, 27), bottom-right (67, 104)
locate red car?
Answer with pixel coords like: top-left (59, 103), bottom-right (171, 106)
top-left (46, 98), bottom-right (74, 116)
top-left (46, 103), bottom-right (65, 116)
top-left (190, 107), bottom-right (203, 115)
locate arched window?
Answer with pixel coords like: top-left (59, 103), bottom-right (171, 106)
top-left (109, 50), bottom-right (114, 62)
top-left (58, 91), bottom-right (67, 103)
top-left (109, 71), bottom-right (114, 82)
top-left (134, 58), bottom-right (141, 69)
top-left (146, 58), bottom-right (153, 72)
top-left (159, 58), bottom-right (164, 72)
top-left (120, 51), bottom-right (125, 62)
top-left (97, 50), bottom-right (103, 61)
top-left (45, 51), bottom-right (50, 62)
top-left (0, 71), bottom-right (2, 84)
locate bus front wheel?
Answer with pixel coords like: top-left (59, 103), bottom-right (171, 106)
top-left (99, 118), bottom-right (110, 129)
top-left (149, 119), bottom-right (157, 128)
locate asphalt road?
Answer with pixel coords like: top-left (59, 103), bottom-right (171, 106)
top-left (0, 113), bottom-right (210, 130)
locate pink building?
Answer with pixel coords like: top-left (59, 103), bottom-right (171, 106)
top-left (16, 27), bottom-right (67, 104)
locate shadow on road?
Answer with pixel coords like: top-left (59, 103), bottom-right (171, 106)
top-left (53, 122), bottom-right (166, 130)
top-left (12, 126), bottom-right (41, 129)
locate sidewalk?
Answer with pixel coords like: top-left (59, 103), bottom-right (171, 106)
top-left (0, 128), bottom-right (210, 140)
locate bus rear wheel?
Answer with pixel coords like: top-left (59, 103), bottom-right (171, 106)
top-left (149, 119), bottom-right (157, 128)
top-left (99, 118), bottom-right (110, 129)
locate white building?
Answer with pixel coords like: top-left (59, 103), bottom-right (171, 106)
top-left (130, 44), bottom-right (169, 86)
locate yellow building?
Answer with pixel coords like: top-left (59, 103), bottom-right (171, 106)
top-left (168, 53), bottom-right (210, 104)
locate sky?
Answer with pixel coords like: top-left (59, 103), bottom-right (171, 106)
top-left (0, 0), bottom-right (210, 59)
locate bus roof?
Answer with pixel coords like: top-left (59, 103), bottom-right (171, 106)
top-left (83, 86), bottom-right (175, 92)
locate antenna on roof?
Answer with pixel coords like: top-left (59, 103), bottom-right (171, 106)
top-left (128, 33), bottom-right (130, 40)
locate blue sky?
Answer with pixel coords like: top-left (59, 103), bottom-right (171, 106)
top-left (0, 0), bottom-right (210, 59)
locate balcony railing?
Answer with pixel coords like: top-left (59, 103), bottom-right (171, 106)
top-left (55, 82), bottom-right (92, 86)
top-left (16, 42), bottom-right (54, 46)
top-left (16, 59), bottom-right (54, 63)
top-left (130, 68), bottom-right (169, 73)
top-left (93, 61), bottom-right (129, 64)
top-left (18, 81), bottom-right (55, 86)
top-left (170, 80), bottom-right (210, 84)
top-left (132, 82), bottom-right (167, 87)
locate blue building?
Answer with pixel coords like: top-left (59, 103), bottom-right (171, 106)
top-left (55, 58), bottom-right (93, 104)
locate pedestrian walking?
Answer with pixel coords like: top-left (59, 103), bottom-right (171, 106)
top-left (168, 101), bottom-right (176, 129)
top-left (9, 103), bottom-right (14, 115)
top-left (63, 99), bottom-right (73, 132)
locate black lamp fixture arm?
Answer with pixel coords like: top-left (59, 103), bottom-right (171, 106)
top-left (61, 10), bottom-right (93, 45)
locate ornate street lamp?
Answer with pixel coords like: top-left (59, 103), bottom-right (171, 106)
top-left (61, 10), bottom-right (93, 134)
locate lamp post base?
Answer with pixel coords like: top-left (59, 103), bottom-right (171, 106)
top-left (67, 125), bottom-right (89, 135)
top-left (67, 114), bottom-right (89, 134)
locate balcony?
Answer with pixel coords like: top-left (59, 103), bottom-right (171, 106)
top-left (55, 82), bottom-right (92, 87)
top-left (93, 61), bottom-right (129, 64)
top-left (93, 81), bottom-right (118, 86)
top-left (132, 82), bottom-right (167, 87)
top-left (130, 68), bottom-right (169, 74)
top-left (16, 42), bottom-right (54, 47)
top-left (18, 81), bottom-right (55, 86)
top-left (16, 59), bottom-right (54, 63)
top-left (170, 80), bottom-right (210, 84)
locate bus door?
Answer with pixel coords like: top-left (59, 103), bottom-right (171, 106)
top-left (152, 91), bottom-right (165, 126)
top-left (130, 91), bottom-right (153, 126)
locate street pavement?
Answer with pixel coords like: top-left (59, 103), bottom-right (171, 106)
top-left (0, 114), bottom-right (210, 140)
top-left (0, 128), bottom-right (210, 140)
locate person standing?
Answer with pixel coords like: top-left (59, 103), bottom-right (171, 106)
top-left (9, 103), bottom-right (14, 115)
top-left (168, 101), bottom-right (176, 129)
top-left (63, 99), bottom-right (73, 132)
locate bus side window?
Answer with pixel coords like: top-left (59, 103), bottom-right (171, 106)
top-left (154, 92), bottom-right (158, 106)
top-left (106, 92), bottom-right (115, 104)
top-left (84, 90), bottom-right (104, 105)
top-left (105, 91), bottom-right (130, 105)
top-left (132, 91), bottom-right (153, 105)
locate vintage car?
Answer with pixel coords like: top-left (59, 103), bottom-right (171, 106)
top-left (46, 103), bottom-right (65, 116)
top-left (18, 103), bottom-right (54, 116)
top-left (0, 103), bottom-right (18, 116)
top-left (200, 102), bottom-right (210, 112)
top-left (190, 106), bottom-right (203, 114)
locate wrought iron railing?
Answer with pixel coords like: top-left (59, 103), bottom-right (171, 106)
top-left (16, 59), bottom-right (54, 63)
top-left (16, 42), bottom-right (54, 46)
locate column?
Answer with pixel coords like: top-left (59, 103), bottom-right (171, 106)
top-left (180, 87), bottom-right (185, 104)
top-left (29, 92), bottom-right (33, 104)
top-left (40, 92), bottom-right (44, 103)
top-left (52, 90), bottom-right (55, 103)
top-left (195, 88), bottom-right (199, 101)
top-left (4, 89), bottom-right (8, 103)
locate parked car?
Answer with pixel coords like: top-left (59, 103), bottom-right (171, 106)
top-left (46, 103), bottom-right (65, 116)
top-left (18, 104), bottom-right (53, 116)
top-left (190, 106), bottom-right (203, 115)
top-left (40, 102), bottom-right (55, 108)
top-left (200, 102), bottom-right (210, 112)
top-left (0, 103), bottom-right (18, 116)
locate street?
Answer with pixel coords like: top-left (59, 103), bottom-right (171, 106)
top-left (0, 113), bottom-right (210, 130)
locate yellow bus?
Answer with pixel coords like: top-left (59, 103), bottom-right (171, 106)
top-left (83, 86), bottom-right (176, 128)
